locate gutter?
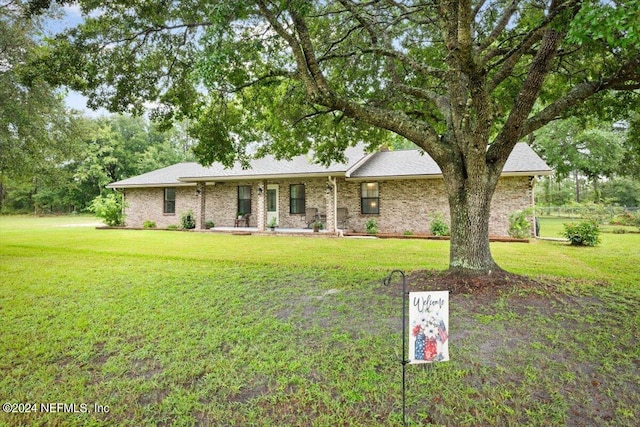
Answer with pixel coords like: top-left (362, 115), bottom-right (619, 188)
top-left (106, 182), bottom-right (196, 189)
top-left (178, 172), bottom-right (347, 183)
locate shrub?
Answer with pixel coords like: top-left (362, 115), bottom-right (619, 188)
top-left (365, 218), bottom-right (378, 235)
top-left (610, 212), bottom-right (635, 226)
top-left (562, 220), bottom-right (601, 246)
top-left (614, 211), bottom-right (640, 231)
top-left (167, 224), bottom-right (179, 230)
top-left (403, 230), bottom-right (414, 236)
top-left (143, 220), bottom-right (156, 229)
top-left (180, 209), bottom-right (196, 229)
top-left (204, 220), bottom-right (215, 229)
top-left (430, 212), bottom-right (450, 236)
top-left (508, 209), bottom-right (532, 239)
top-left (89, 193), bottom-right (125, 227)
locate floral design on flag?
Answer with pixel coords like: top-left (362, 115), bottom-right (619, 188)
top-left (409, 291), bottom-right (449, 363)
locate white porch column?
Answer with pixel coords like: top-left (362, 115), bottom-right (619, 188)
top-left (195, 182), bottom-right (206, 230)
top-left (325, 177), bottom-right (337, 233)
top-left (257, 181), bottom-right (266, 231)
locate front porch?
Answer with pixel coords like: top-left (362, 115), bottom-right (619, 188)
top-left (192, 177), bottom-right (343, 234)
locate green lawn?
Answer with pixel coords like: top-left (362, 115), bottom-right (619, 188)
top-left (1, 216), bottom-right (639, 426)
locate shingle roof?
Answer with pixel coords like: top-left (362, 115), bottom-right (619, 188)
top-left (107, 143), bottom-right (551, 188)
top-left (503, 142), bottom-right (552, 174)
top-left (347, 143), bottom-right (552, 179)
top-left (106, 162), bottom-right (204, 188)
top-left (179, 145), bottom-right (368, 181)
top-left (107, 145), bottom-right (368, 188)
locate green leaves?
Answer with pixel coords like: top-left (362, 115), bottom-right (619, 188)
top-left (88, 191), bottom-right (125, 226)
top-left (567, 0), bottom-right (640, 50)
top-left (562, 220), bottom-right (601, 246)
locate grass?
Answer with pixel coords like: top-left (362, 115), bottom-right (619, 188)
top-left (1, 215), bottom-right (639, 426)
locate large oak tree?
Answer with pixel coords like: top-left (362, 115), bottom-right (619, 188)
top-left (29, 0), bottom-right (640, 275)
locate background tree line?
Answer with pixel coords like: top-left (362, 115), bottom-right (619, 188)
top-left (531, 115), bottom-right (640, 208)
top-left (1, 113), bottom-right (195, 214)
top-left (0, 1), bottom-right (194, 214)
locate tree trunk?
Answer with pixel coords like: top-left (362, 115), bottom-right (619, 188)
top-left (448, 191), bottom-right (501, 274)
top-left (443, 167), bottom-right (502, 275)
top-left (592, 176), bottom-right (600, 203)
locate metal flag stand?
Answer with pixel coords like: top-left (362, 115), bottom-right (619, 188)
top-left (384, 269), bottom-right (409, 427)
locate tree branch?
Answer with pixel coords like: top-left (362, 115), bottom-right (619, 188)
top-left (476, 0), bottom-right (520, 53)
top-left (484, 0), bottom-right (580, 90)
top-left (489, 26), bottom-right (565, 168)
top-left (109, 22), bottom-right (211, 46)
top-left (522, 58), bottom-right (640, 136)
top-left (255, 0), bottom-right (323, 100)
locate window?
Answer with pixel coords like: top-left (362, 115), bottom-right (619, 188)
top-left (361, 182), bottom-right (379, 214)
top-left (164, 187), bottom-right (176, 214)
top-left (290, 184), bottom-right (305, 214)
top-left (238, 185), bottom-right (252, 214)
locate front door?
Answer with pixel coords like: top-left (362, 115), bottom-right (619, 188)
top-left (266, 184), bottom-right (279, 227)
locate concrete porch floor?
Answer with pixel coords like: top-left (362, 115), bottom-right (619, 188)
top-left (206, 226), bottom-right (338, 236)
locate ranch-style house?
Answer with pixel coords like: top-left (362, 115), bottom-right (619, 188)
top-left (107, 143), bottom-right (552, 236)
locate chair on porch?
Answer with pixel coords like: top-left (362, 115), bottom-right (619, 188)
top-left (234, 213), bottom-right (251, 227)
top-left (306, 208), bottom-right (318, 228)
top-left (336, 207), bottom-right (349, 230)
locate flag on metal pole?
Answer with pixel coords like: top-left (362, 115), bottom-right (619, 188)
top-left (408, 291), bottom-right (449, 364)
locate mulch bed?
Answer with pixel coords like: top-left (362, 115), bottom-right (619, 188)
top-left (382, 269), bottom-right (552, 296)
top-left (344, 232), bottom-right (529, 242)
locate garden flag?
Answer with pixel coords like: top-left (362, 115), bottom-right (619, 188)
top-left (409, 291), bottom-right (449, 363)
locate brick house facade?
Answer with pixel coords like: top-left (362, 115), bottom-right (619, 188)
top-left (109, 144), bottom-right (550, 236)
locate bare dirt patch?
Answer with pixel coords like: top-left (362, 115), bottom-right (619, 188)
top-left (377, 270), bottom-right (640, 426)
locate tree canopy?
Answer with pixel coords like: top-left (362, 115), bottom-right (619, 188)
top-left (28, 0), bottom-right (640, 275)
top-left (1, 1), bottom-right (77, 179)
top-left (0, 1), bottom-right (89, 210)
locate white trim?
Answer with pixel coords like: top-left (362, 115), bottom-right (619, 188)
top-left (178, 172), bottom-right (347, 183)
top-left (106, 183), bottom-right (196, 189)
top-left (345, 170), bottom-right (552, 181)
top-left (345, 152), bottom-right (376, 178)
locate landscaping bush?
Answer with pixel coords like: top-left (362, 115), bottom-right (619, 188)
top-left (508, 209), bottom-right (532, 239)
top-left (88, 193), bottom-right (124, 227)
top-left (143, 220), bottom-right (156, 229)
top-left (613, 211), bottom-right (640, 230)
top-left (430, 212), bottom-right (450, 236)
top-left (180, 209), bottom-right (196, 229)
top-left (610, 212), bottom-right (635, 226)
top-left (204, 220), bottom-right (215, 229)
top-left (562, 220), bottom-right (601, 246)
top-left (365, 218), bottom-right (378, 235)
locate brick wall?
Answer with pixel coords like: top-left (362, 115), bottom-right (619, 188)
top-left (122, 176), bottom-right (533, 236)
top-left (123, 186), bottom-right (198, 228)
top-left (334, 176), bottom-right (533, 236)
